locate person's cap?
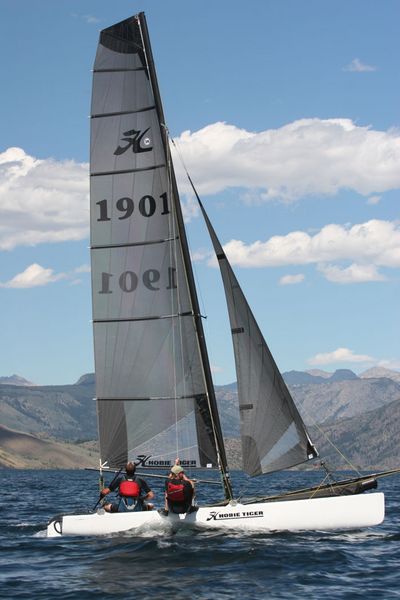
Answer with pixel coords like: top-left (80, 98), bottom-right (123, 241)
top-left (171, 465), bottom-right (184, 475)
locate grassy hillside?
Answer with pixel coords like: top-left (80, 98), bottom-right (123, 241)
top-left (311, 397), bottom-right (400, 471)
top-left (0, 424), bottom-right (98, 469)
top-left (0, 380), bottom-right (96, 441)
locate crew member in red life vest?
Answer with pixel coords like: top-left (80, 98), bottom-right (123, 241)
top-left (164, 465), bottom-right (195, 515)
top-left (100, 462), bottom-right (154, 512)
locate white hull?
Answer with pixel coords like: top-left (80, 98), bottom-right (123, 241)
top-left (47, 492), bottom-right (385, 537)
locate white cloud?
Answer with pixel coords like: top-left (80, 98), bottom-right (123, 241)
top-left (367, 195), bottom-right (381, 205)
top-left (83, 14), bottom-right (100, 24)
top-left (191, 248), bottom-right (214, 263)
top-left (376, 359), bottom-right (400, 370)
top-left (74, 264), bottom-right (91, 274)
top-left (172, 119), bottom-right (400, 201)
top-left (318, 263), bottom-right (386, 284)
top-left (279, 273), bottom-right (305, 285)
top-left (308, 347), bottom-right (375, 366)
top-left (71, 13), bottom-right (101, 24)
top-left (181, 194), bottom-right (200, 222)
top-left (0, 262), bottom-right (91, 289)
top-left (343, 58), bottom-right (377, 72)
top-left (0, 264), bottom-right (65, 289)
top-left (69, 264), bottom-right (91, 285)
top-left (0, 147), bottom-right (89, 251)
top-left (212, 219), bottom-right (400, 283)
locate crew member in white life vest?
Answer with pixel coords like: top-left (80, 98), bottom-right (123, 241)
top-left (100, 462), bottom-right (154, 512)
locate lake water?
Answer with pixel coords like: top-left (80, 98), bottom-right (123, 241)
top-left (1, 469), bottom-right (400, 599)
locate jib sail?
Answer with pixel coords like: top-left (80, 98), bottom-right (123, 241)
top-left (197, 198), bottom-right (318, 476)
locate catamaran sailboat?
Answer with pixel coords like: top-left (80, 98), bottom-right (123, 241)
top-left (47, 13), bottom-right (388, 537)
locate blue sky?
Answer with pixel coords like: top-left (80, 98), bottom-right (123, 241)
top-left (0, 0), bottom-right (399, 385)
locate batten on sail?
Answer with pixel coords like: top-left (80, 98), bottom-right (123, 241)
top-left (197, 199), bottom-right (318, 476)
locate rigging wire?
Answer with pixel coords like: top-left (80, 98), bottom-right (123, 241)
top-left (163, 123), bottom-right (203, 474)
top-left (159, 126), bottom-right (231, 492)
top-left (138, 16), bottom-right (183, 465)
top-left (170, 133), bottom-right (234, 499)
top-left (298, 400), bottom-right (362, 477)
top-left (169, 135), bottom-right (235, 381)
top-left (163, 124), bottom-right (181, 462)
top-left (169, 136), bottom-right (211, 336)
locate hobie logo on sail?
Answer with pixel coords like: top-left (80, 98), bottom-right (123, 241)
top-left (136, 455), bottom-right (170, 467)
top-left (114, 127), bottom-right (153, 155)
top-left (135, 454), bottom-right (197, 468)
top-left (135, 455), bottom-right (152, 467)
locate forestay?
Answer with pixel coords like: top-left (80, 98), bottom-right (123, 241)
top-left (197, 199), bottom-right (318, 476)
top-left (90, 16), bottom-right (219, 471)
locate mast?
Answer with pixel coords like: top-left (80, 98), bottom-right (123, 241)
top-left (137, 13), bottom-right (232, 500)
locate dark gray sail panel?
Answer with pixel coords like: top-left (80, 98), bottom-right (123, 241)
top-left (199, 201), bottom-right (317, 476)
top-left (125, 396), bottom-right (217, 467)
top-left (91, 110), bottom-right (164, 174)
top-left (91, 70), bottom-right (153, 116)
top-left (94, 44), bottom-right (145, 71)
top-left (91, 14), bottom-right (219, 471)
top-left (97, 395), bottom-right (218, 470)
top-left (90, 171), bottom-right (171, 247)
top-left (94, 317), bottom-right (206, 399)
top-left (91, 242), bottom-right (192, 320)
top-left (96, 17), bottom-right (145, 67)
top-left (97, 400), bottom-right (128, 467)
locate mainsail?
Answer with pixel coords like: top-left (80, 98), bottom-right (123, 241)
top-left (90, 14), bottom-right (229, 486)
top-left (197, 198), bottom-right (318, 477)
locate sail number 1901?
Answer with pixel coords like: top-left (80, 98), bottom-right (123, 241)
top-left (99, 268), bottom-right (177, 294)
top-left (96, 192), bottom-right (169, 221)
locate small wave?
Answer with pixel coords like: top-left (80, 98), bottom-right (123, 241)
top-left (33, 529), bottom-right (47, 538)
top-left (157, 539), bottom-right (174, 548)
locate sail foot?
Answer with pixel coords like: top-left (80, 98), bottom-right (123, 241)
top-left (242, 477), bottom-right (378, 505)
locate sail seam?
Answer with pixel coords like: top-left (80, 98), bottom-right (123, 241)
top-left (93, 311), bottom-right (194, 323)
top-left (91, 236), bottom-right (178, 250)
top-left (91, 106), bottom-right (156, 119)
top-left (93, 67), bottom-right (146, 73)
top-left (91, 164), bottom-right (165, 177)
top-left (96, 394), bottom-right (202, 401)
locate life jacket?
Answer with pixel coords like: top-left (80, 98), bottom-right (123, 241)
top-left (119, 478), bottom-right (140, 498)
top-left (166, 481), bottom-right (186, 502)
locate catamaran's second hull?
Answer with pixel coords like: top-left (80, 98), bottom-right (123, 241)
top-left (47, 492), bottom-right (384, 537)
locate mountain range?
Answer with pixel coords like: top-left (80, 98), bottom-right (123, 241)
top-left (0, 374), bottom-right (36, 387)
top-left (0, 368), bottom-right (399, 470)
top-left (283, 367), bottom-right (400, 385)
